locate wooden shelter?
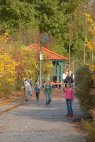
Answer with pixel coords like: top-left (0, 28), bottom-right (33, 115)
top-left (28, 44), bottom-right (68, 86)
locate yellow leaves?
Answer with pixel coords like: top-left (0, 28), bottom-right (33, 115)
top-left (84, 13), bottom-right (91, 18)
top-left (0, 53), bottom-right (17, 83)
top-left (4, 33), bottom-right (10, 37)
top-left (89, 28), bottom-right (95, 36)
top-left (84, 13), bottom-right (93, 23)
top-left (87, 64), bottom-right (95, 80)
top-left (43, 61), bottom-right (53, 78)
top-left (89, 65), bottom-right (95, 71)
top-left (85, 41), bottom-right (95, 51)
top-left (17, 47), bottom-right (40, 80)
top-left (0, 51), bottom-right (17, 95)
top-left (0, 33), bottom-right (9, 45)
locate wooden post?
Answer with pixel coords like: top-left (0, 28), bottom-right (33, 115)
top-left (57, 63), bottom-right (59, 82)
top-left (54, 62), bottom-right (57, 76)
top-left (60, 62), bottom-right (63, 89)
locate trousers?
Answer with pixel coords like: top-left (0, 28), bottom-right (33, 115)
top-left (66, 99), bottom-right (73, 115)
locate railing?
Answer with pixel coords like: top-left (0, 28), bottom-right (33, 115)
top-left (51, 82), bottom-right (63, 88)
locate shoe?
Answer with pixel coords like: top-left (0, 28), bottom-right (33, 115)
top-left (69, 114), bottom-right (73, 117)
top-left (46, 102), bottom-right (48, 105)
top-left (48, 99), bottom-right (51, 104)
top-left (65, 114), bottom-right (69, 117)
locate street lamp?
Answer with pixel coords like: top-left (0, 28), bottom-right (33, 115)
top-left (40, 44), bottom-right (43, 88)
top-left (40, 33), bottom-right (48, 87)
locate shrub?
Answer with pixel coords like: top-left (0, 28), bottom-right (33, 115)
top-left (82, 120), bottom-right (95, 142)
top-left (75, 65), bottom-right (94, 112)
top-left (0, 51), bottom-right (17, 97)
top-left (9, 46), bottom-right (53, 89)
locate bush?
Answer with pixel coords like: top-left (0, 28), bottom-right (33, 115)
top-left (0, 52), bottom-right (17, 97)
top-left (14, 79), bottom-right (22, 91)
top-left (75, 65), bottom-right (94, 112)
top-left (82, 120), bottom-right (95, 142)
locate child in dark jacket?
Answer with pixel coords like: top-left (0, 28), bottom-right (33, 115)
top-left (34, 84), bottom-right (40, 101)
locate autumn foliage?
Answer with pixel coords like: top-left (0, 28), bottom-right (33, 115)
top-left (0, 33), bottom-right (53, 96)
top-left (0, 48), bottom-right (17, 96)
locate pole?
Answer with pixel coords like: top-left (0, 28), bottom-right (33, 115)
top-left (69, 38), bottom-right (71, 69)
top-left (40, 33), bottom-right (48, 87)
top-left (40, 44), bottom-right (42, 88)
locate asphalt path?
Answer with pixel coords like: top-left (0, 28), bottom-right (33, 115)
top-left (0, 96), bottom-right (86, 142)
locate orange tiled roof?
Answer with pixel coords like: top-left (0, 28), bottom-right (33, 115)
top-left (28, 44), bottom-right (68, 61)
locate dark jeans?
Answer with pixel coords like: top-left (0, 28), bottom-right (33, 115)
top-left (36, 92), bottom-right (39, 100)
top-left (66, 99), bottom-right (73, 115)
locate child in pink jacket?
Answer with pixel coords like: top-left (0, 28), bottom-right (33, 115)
top-left (63, 83), bottom-right (74, 117)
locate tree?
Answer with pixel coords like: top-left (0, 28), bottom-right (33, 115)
top-left (0, 50), bottom-right (17, 96)
top-left (0, 0), bottom-right (36, 33)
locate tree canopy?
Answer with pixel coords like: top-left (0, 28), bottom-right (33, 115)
top-left (0, 0), bottom-right (94, 64)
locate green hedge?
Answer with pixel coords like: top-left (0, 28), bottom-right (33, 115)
top-left (82, 120), bottom-right (95, 142)
top-left (75, 65), bottom-right (94, 112)
top-left (76, 65), bottom-right (95, 142)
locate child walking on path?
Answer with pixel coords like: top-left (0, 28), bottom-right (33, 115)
top-left (63, 83), bottom-right (74, 117)
top-left (24, 80), bottom-right (32, 101)
top-left (44, 81), bottom-right (52, 105)
top-left (34, 83), bottom-right (40, 102)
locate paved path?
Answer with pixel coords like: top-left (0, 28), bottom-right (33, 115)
top-left (0, 94), bottom-right (86, 142)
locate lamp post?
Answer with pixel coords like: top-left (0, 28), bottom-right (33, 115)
top-left (40, 44), bottom-right (43, 88)
top-left (40, 33), bottom-right (48, 87)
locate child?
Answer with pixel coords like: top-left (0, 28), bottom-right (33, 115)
top-left (63, 83), bottom-right (74, 117)
top-left (34, 83), bottom-right (40, 102)
top-left (44, 81), bottom-right (52, 105)
top-left (24, 80), bottom-right (32, 101)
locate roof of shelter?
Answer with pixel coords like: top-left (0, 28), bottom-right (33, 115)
top-left (28, 44), bottom-right (68, 61)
